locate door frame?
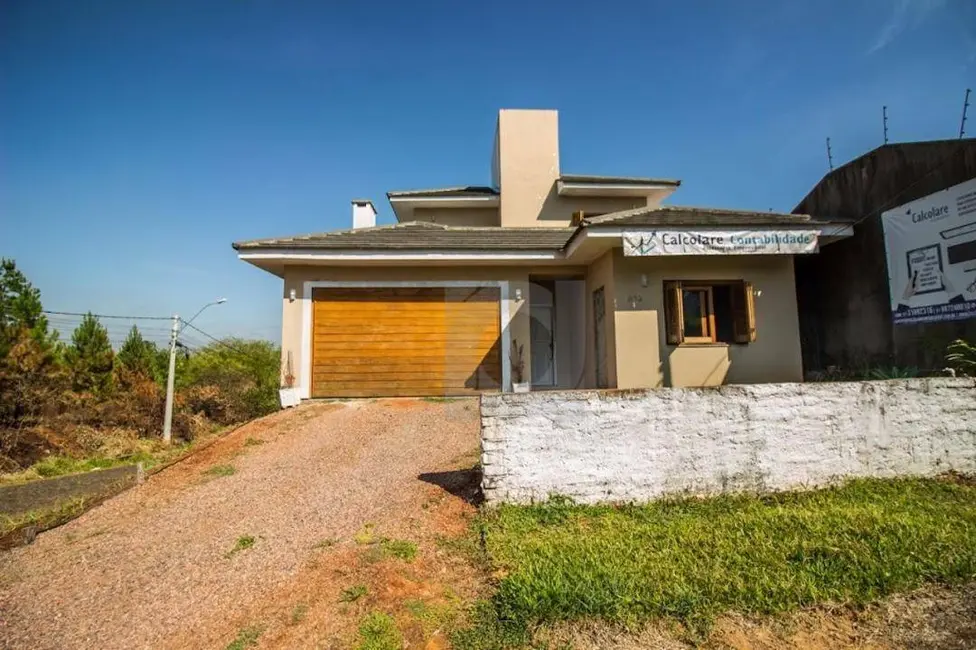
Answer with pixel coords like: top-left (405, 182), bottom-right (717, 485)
top-left (300, 280), bottom-right (512, 399)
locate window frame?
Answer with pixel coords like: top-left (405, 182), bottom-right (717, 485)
top-left (680, 285), bottom-right (717, 344)
top-left (663, 279), bottom-right (756, 346)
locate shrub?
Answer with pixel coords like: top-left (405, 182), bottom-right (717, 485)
top-left (946, 339), bottom-right (976, 377)
top-left (179, 340), bottom-right (280, 423)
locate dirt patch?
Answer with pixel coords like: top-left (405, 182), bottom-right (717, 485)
top-left (537, 583), bottom-right (976, 650)
top-left (208, 450), bottom-right (486, 649)
top-left (0, 399), bottom-right (481, 650)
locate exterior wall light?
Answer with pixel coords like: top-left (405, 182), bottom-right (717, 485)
top-left (640, 274), bottom-right (648, 288)
top-left (515, 287), bottom-right (523, 302)
top-left (289, 288), bottom-right (297, 302)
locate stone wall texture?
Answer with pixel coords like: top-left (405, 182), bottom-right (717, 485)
top-left (480, 378), bottom-right (976, 504)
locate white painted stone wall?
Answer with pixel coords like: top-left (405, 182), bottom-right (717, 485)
top-left (480, 378), bottom-right (976, 504)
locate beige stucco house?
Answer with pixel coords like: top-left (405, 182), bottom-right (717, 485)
top-left (234, 109), bottom-right (852, 398)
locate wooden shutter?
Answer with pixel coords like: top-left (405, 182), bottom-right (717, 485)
top-left (664, 281), bottom-right (684, 345)
top-left (731, 281), bottom-right (757, 343)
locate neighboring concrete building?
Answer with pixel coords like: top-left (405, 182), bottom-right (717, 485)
top-left (793, 139), bottom-right (976, 373)
top-left (235, 109), bottom-right (852, 398)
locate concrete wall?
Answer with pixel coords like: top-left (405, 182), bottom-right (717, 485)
top-left (0, 465), bottom-right (142, 516)
top-left (411, 207), bottom-right (500, 227)
top-left (793, 141), bottom-right (976, 372)
top-left (611, 251), bottom-right (803, 388)
top-left (480, 378), bottom-right (976, 504)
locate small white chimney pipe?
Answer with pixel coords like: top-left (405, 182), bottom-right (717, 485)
top-left (352, 199), bottom-right (376, 229)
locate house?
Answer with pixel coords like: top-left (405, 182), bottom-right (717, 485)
top-left (234, 109), bottom-right (852, 398)
top-left (793, 139), bottom-right (976, 373)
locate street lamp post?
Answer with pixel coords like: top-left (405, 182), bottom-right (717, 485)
top-left (162, 298), bottom-right (226, 443)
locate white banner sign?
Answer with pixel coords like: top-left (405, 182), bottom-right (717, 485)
top-left (622, 230), bottom-right (819, 256)
top-left (881, 177), bottom-right (976, 325)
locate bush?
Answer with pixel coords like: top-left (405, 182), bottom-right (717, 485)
top-left (0, 258), bottom-right (281, 473)
top-left (179, 339), bottom-right (280, 423)
top-left (946, 339), bottom-right (976, 377)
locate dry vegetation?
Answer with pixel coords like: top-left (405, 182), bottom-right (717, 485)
top-left (0, 258), bottom-right (280, 481)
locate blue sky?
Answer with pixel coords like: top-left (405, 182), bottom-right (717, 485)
top-left (2, 0), bottom-right (974, 346)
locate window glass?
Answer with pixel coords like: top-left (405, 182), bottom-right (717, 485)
top-left (682, 289), bottom-right (706, 338)
top-left (712, 284), bottom-right (735, 343)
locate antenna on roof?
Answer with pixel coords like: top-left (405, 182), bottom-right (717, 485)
top-left (960, 88), bottom-right (971, 139)
top-left (882, 106), bottom-right (889, 144)
top-left (826, 137), bottom-right (834, 171)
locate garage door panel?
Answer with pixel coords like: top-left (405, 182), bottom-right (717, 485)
top-left (313, 349), bottom-right (498, 361)
top-left (313, 332), bottom-right (499, 344)
top-left (313, 387), bottom-right (486, 398)
top-left (312, 379), bottom-right (500, 392)
top-left (311, 287), bottom-right (501, 398)
top-left (311, 356), bottom-right (499, 369)
top-left (315, 369), bottom-right (498, 381)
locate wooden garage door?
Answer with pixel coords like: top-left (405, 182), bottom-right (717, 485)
top-left (311, 287), bottom-right (502, 397)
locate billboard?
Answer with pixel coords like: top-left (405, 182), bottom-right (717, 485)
top-left (881, 177), bottom-right (976, 324)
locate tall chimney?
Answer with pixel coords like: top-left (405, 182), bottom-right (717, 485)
top-left (352, 199), bottom-right (376, 229)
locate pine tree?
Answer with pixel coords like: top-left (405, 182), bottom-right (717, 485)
top-left (116, 325), bottom-right (158, 378)
top-left (0, 258), bottom-right (56, 358)
top-left (65, 312), bottom-right (114, 393)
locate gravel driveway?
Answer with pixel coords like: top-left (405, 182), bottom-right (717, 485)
top-left (0, 398), bottom-right (480, 650)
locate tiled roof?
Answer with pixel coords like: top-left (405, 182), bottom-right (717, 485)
top-left (583, 205), bottom-right (818, 227)
top-left (232, 221), bottom-right (574, 251)
top-left (386, 186), bottom-right (498, 198)
top-left (560, 174), bottom-right (681, 186)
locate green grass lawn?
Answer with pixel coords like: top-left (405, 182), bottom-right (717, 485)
top-left (468, 476), bottom-right (976, 642)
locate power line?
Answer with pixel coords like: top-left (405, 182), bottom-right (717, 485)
top-left (43, 310), bottom-right (171, 321)
top-left (179, 321), bottom-right (258, 359)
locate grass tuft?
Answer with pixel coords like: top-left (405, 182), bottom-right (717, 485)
top-left (224, 625), bottom-right (262, 650)
top-left (469, 476), bottom-right (976, 640)
top-left (290, 603), bottom-right (309, 624)
top-left (356, 611), bottom-right (403, 650)
top-left (380, 538), bottom-right (418, 562)
top-left (225, 534), bottom-right (256, 558)
top-left (204, 464), bottom-right (236, 478)
top-left (450, 600), bottom-right (530, 650)
top-left (244, 437), bottom-right (266, 447)
top-left (340, 583), bottom-right (369, 603)
top-left (312, 537), bottom-right (337, 550)
top-left (354, 523), bottom-right (376, 545)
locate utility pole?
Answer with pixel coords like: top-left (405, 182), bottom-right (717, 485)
top-left (961, 88), bottom-right (971, 139)
top-left (160, 298), bottom-right (225, 443)
top-left (162, 313), bottom-right (179, 443)
top-left (826, 137), bottom-right (834, 171)
top-left (883, 106), bottom-right (889, 144)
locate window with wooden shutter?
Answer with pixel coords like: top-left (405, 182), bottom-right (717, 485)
top-left (663, 281), bottom-right (684, 344)
top-left (731, 280), bottom-right (757, 343)
top-left (664, 279), bottom-right (756, 345)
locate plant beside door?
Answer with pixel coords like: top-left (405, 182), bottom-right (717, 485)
top-left (279, 351), bottom-right (300, 408)
top-left (511, 340), bottom-right (529, 393)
